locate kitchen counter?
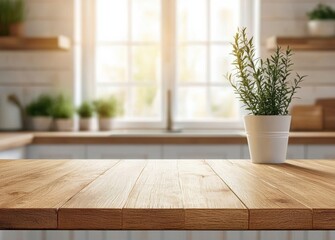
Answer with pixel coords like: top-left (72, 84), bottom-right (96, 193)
top-left (1, 131), bottom-right (335, 152)
top-left (1, 159), bottom-right (335, 230)
top-left (28, 131), bottom-right (335, 145)
top-left (0, 133), bottom-right (33, 151)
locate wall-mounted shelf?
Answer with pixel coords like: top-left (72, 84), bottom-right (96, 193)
top-left (267, 36), bottom-right (335, 51)
top-left (0, 36), bottom-right (70, 51)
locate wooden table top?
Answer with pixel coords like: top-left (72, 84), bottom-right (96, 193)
top-left (1, 159), bottom-right (335, 230)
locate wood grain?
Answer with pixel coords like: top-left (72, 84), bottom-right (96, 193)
top-left (123, 160), bottom-right (184, 230)
top-left (1, 159), bottom-right (335, 230)
top-left (291, 105), bottom-right (323, 131)
top-left (59, 160), bottom-right (147, 229)
top-left (0, 160), bottom-right (118, 229)
top-left (232, 160), bottom-right (335, 229)
top-left (206, 160), bottom-right (312, 230)
top-left (178, 160), bottom-right (248, 230)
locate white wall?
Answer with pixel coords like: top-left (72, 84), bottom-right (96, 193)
top-left (260, 0), bottom-right (335, 107)
top-left (0, 0), bottom-right (76, 106)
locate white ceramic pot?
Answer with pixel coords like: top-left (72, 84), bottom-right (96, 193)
top-left (79, 118), bottom-right (96, 131)
top-left (244, 115), bottom-right (291, 164)
top-left (55, 118), bottom-right (75, 131)
top-left (31, 117), bottom-right (52, 131)
top-left (308, 20), bottom-right (335, 37)
top-left (99, 118), bottom-right (113, 131)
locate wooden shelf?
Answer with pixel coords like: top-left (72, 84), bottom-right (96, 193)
top-left (0, 36), bottom-right (70, 51)
top-left (267, 36), bottom-right (335, 51)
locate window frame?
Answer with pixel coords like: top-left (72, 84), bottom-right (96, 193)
top-left (79, 0), bottom-right (258, 130)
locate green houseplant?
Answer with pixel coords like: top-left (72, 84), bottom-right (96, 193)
top-left (307, 4), bottom-right (335, 36)
top-left (8, 0), bottom-right (25, 36)
top-left (77, 101), bottom-right (96, 131)
top-left (26, 94), bottom-right (54, 131)
top-left (0, 0), bottom-right (24, 36)
top-left (51, 94), bottom-right (75, 131)
top-left (0, 0), bottom-right (12, 36)
top-left (227, 28), bottom-right (304, 164)
top-left (94, 96), bottom-right (119, 131)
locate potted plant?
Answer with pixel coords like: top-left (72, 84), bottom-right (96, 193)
top-left (77, 101), bottom-right (96, 131)
top-left (26, 94), bottom-right (54, 131)
top-left (8, 0), bottom-right (24, 37)
top-left (94, 96), bottom-right (119, 131)
top-left (0, 0), bottom-right (11, 36)
top-left (227, 28), bottom-right (305, 164)
top-left (307, 4), bottom-right (335, 37)
top-left (51, 94), bottom-right (75, 131)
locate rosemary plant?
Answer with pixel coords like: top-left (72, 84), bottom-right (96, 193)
top-left (227, 28), bottom-right (305, 115)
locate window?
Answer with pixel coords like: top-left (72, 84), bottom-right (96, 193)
top-left (80, 0), bottom-right (255, 129)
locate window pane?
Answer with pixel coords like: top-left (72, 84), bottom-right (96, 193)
top-left (96, 86), bottom-right (128, 117)
top-left (210, 0), bottom-right (239, 41)
top-left (178, 45), bottom-right (207, 83)
top-left (177, 87), bottom-right (208, 119)
top-left (96, 46), bottom-right (127, 83)
top-left (129, 87), bottom-right (160, 118)
top-left (132, 46), bottom-right (160, 83)
top-left (178, 0), bottom-right (207, 42)
top-left (132, 0), bottom-right (160, 41)
top-left (96, 0), bottom-right (128, 41)
top-left (210, 45), bottom-right (233, 83)
top-left (210, 87), bottom-right (239, 119)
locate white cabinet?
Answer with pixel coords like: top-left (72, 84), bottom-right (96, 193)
top-left (162, 145), bottom-right (242, 159)
top-left (306, 145), bottom-right (335, 159)
top-left (27, 145), bottom-right (86, 159)
top-left (0, 147), bottom-right (26, 159)
top-left (242, 145), bottom-right (305, 159)
top-left (86, 145), bottom-right (162, 159)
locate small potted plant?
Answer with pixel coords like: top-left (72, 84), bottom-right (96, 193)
top-left (227, 28), bottom-right (305, 164)
top-left (94, 96), bottom-right (119, 131)
top-left (0, 0), bottom-right (11, 36)
top-left (77, 101), bottom-right (96, 131)
top-left (307, 4), bottom-right (335, 37)
top-left (8, 0), bottom-right (24, 37)
top-left (51, 94), bottom-right (75, 131)
top-left (26, 94), bottom-right (54, 131)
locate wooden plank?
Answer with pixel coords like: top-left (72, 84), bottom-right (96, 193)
top-left (0, 36), bottom-right (70, 50)
top-left (284, 160), bottom-right (335, 229)
top-left (267, 36), bottom-right (335, 51)
top-left (24, 36), bottom-right (70, 50)
top-left (58, 160), bottom-right (147, 230)
top-left (206, 160), bottom-right (312, 230)
top-left (178, 160), bottom-right (248, 230)
top-left (231, 160), bottom-right (335, 230)
top-left (0, 160), bottom-right (117, 229)
top-left (123, 160), bottom-right (184, 230)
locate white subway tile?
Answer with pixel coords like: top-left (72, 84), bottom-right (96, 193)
top-left (0, 70), bottom-right (71, 85)
top-left (26, 1), bottom-right (73, 20)
top-left (0, 52), bottom-right (72, 70)
top-left (24, 20), bottom-right (73, 38)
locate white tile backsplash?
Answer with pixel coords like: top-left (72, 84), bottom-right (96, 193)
top-left (260, 0), bottom-right (335, 107)
top-left (1, 0), bottom-right (335, 113)
top-left (0, 0), bottom-right (75, 105)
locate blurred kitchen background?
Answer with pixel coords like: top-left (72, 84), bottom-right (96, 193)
top-left (1, 0), bottom-right (335, 240)
top-left (0, 0), bottom-right (334, 131)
